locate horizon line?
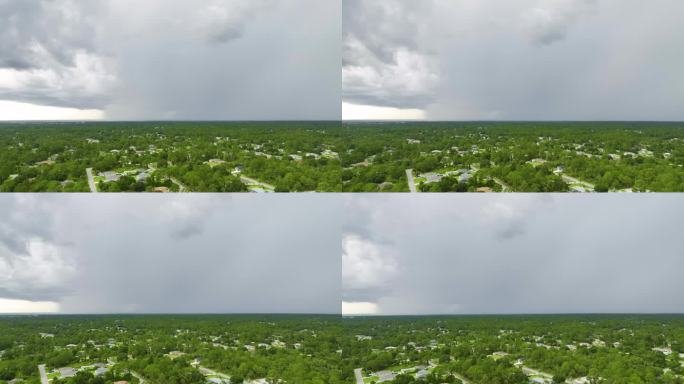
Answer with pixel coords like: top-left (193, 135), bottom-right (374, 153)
top-left (0, 119), bottom-right (341, 123)
top-left (2, 312), bottom-right (684, 317)
top-left (342, 312), bottom-right (684, 317)
top-left (342, 119), bottom-right (684, 123)
top-left (0, 312), bottom-right (342, 316)
top-left (0, 119), bottom-right (683, 124)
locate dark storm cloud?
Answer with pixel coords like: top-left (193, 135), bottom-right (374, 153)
top-left (342, 0), bottom-right (438, 109)
top-left (0, 0), bottom-right (112, 108)
top-left (343, 195), bottom-right (684, 315)
top-left (343, 0), bottom-right (684, 120)
top-left (0, 0), bottom-right (103, 69)
top-left (0, 195), bottom-right (341, 314)
top-left (0, 0), bottom-right (340, 119)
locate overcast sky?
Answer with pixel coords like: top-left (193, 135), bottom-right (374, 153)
top-left (343, 0), bottom-right (684, 120)
top-left (0, 194), bottom-right (341, 314)
top-left (343, 194), bottom-right (684, 315)
top-left (0, 0), bottom-right (340, 120)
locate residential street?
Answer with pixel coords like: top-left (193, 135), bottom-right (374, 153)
top-left (86, 168), bottom-right (97, 193)
top-left (354, 368), bottom-right (364, 384)
top-left (38, 364), bottom-right (48, 384)
top-left (405, 169), bottom-right (417, 193)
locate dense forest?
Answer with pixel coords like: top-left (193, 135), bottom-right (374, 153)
top-left (345, 315), bottom-right (684, 384)
top-left (340, 122), bottom-right (684, 192)
top-left (2, 315), bottom-right (683, 383)
top-left (0, 122), bottom-right (342, 193)
top-left (0, 315), bottom-right (350, 384)
top-left (1, 121), bottom-right (684, 192)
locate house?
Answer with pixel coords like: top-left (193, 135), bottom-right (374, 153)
top-left (476, 187), bottom-right (493, 193)
top-left (154, 187), bottom-right (170, 193)
top-left (99, 171), bottom-right (120, 182)
top-left (207, 159), bottom-right (227, 167)
top-left (653, 347), bottom-right (673, 355)
top-left (167, 351), bottom-right (185, 359)
top-left (58, 367), bottom-right (76, 378)
top-left (421, 172), bottom-right (442, 184)
top-left (322, 149), bottom-right (339, 159)
top-left (376, 370), bottom-right (396, 382)
top-left (638, 148), bottom-right (654, 157)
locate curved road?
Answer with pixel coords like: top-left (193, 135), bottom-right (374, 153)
top-left (240, 175), bottom-right (275, 192)
top-left (131, 371), bottom-right (146, 383)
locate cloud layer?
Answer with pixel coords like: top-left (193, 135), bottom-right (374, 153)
top-left (0, 0), bottom-right (340, 120)
top-left (0, 195), bottom-right (341, 314)
top-left (343, 195), bottom-right (684, 315)
top-left (343, 0), bottom-right (684, 120)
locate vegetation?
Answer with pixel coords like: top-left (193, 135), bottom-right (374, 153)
top-left (0, 315), bottom-right (349, 384)
top-left (0, 122), bottom-right (341, 193)
top-left (340, 122), bottom-right (684, 192)
top-left (344, 315), bottom-right (684, 384)
top-left (3, 315), bottom-right (683, 383)
top-left (2, 121), bottom-right (684, 192)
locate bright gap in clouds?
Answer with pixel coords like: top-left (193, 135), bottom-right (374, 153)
top-left (342, 301), bottom-right (378, 315)
top-left (0, 298), bottom-right (60, 313)
top-left (0, 100), bottom-right (104, 121)
top-left (342, 102), bottom-right (426, 121)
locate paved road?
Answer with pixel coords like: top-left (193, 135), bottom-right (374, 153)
top-left (453, 373), bottom-right (471, 384)
top-left (131, 371), bottom-right (146, 383)
top-left (354, 368), bottom-right (364, 384)
top-left (561, 174), bottom-right (595, 190)
top-left (199, 365), bottom-right (231, 380)
top-left (240, 175), bottom-right (275, 191)
top-left (170, 177), bottom-right (188, 192)
top-left (493, 177), bottom-right (510, 192)
top-left (38, 364), bottom-right (49, 384)
top-left (522, 365), bottom-right (554, 380)
top-left (405, 169), bottom-right (417, 193)
top-left (86, 168), bottom-right (97, 193)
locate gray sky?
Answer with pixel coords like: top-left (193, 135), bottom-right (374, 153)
top-left (343, 0), bottom-right (684, 120)
top-left (0, 194), bottom-right (341, 314)
top-left (0, 0), bottom-right (340, 120)
top-left (343, 194), bottom-right (684, 315)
